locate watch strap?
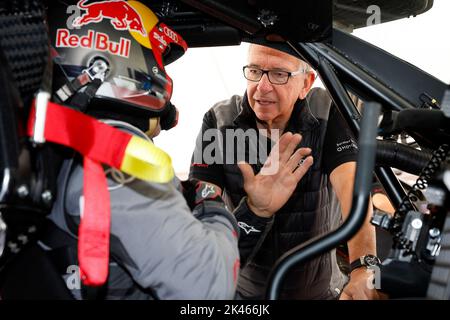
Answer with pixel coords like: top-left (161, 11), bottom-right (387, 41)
top-left (350, 255), bottom-right (381, 273)
top-left (350, 257), bottom-right (364, 272)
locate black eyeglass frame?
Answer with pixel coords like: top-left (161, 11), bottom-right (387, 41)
top-left (242, 65), bottom-right (306, 85)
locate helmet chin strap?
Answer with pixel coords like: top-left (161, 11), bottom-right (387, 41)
top-left (54, 60), bottom-right (108, 112)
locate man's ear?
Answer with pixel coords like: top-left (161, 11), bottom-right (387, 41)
top-left (298, 72), bottom-right (316, 99)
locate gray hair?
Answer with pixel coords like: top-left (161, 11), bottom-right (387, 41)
top-left (248, 43), bottom-right (314, 73)
top-left (301, 60), bottom-right (313, 73)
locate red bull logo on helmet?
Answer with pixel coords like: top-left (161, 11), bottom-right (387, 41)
top-left (73, 0), bottom-right (147, 36)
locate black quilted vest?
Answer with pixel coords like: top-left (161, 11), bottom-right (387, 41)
top-left (211, 88), bottom-right (343, 299)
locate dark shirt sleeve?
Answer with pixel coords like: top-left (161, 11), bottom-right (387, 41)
top-left (233, 197), bottom-right (274, 267)
top-left (322, 105), bottom-right (358, 175)
top-left (189, 110), bottom-right (225, 188)
top-left (189, 109), bottom-right (272, 267)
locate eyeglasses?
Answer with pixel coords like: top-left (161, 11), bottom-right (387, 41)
top-left (242, 66), bottom-right (306, 85)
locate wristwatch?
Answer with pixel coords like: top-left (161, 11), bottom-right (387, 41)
top-left (350, 254), bottom-right (381, 273)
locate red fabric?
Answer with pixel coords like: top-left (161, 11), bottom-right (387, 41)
top-left (78, 157), bottom-right (111, 286)
top-left (27, 101), bottom-right (132, 287)
top-left (27, 101), bottom-right (131, 169)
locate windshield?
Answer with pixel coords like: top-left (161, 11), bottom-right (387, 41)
top-left (337, 0), bottom-right (450, 84)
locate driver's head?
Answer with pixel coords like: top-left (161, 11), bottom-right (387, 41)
top-left (244, 44), bottom-right (315, 126)
top-left (47, 0), bottom-right (187, 132)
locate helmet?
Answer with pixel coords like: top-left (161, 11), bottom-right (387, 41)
top-left (46, 0), bottom-right (187, 130)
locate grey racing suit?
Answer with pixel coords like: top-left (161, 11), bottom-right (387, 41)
top-left (46, 155), bottom-right (240, 300)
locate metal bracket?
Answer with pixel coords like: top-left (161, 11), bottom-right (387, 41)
top-left (257, 9), bottom-right (278, 28)
top-left (83, 60), bottom-right (108, 82)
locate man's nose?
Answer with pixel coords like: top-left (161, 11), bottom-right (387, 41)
top-left (256, 73), bottom-right (273, 93)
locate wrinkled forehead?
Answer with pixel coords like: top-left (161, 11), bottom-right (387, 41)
top-left (247, 44), bottom-right (302, 70)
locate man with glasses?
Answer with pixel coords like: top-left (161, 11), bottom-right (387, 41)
top-left (190, 44), bottom-right (379, 300)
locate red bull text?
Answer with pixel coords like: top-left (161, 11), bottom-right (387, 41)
top-left (56, 29), bottom-right (131, 58)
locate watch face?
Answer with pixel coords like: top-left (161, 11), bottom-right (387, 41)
top-left (364, 255), bottom-right (381, 267)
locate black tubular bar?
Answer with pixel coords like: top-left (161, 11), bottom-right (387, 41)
top-left (266, 102), bottom-right (381, 300)
top-left (332, 30), bottom-right (447, 110)
top-left (317, 55), bottom-right (360, 135)
top-left (374, 167), bottom-right (406, 208)
top-left (0, 52), bottom-right (20, 203)
top-left (293, 42), bottom-right (415, 112)
top-left (317, 55), bottom-right (407, 208)
top-left (289, 40), bottom-right (409, 211)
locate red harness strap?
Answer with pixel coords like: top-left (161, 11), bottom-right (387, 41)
top-left (27, 101), bottom-right (132, 167)
top-left (28, 100), bottom-right (132, 286)
top-left (78, 157), bottom-right (111, 286)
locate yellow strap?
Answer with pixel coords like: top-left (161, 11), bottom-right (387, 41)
top-left (120, 135), bottom-right (174, 183)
